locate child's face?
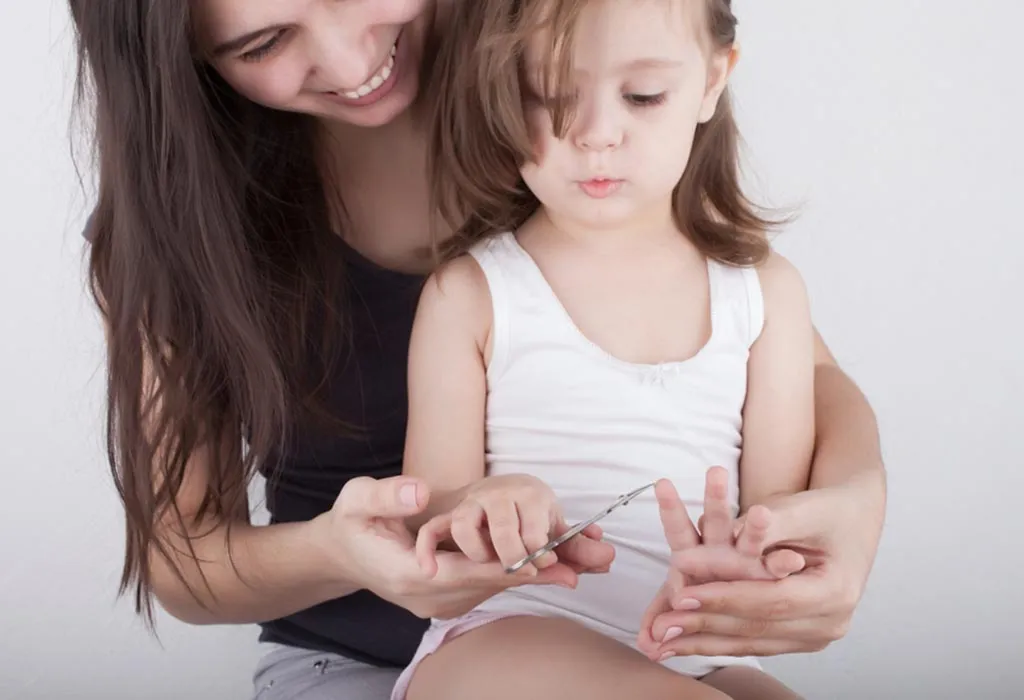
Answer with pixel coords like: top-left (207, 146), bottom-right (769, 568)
top-left (520, 0), bottom-right (735, 231)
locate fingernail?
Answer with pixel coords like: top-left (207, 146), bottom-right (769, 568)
top-left (662, 626), bottom-right (684, 642)
top-left (675, 598), bottom-right (701, 611)
top-left (659, 651), bottom-right (674, 661)
top-left (400, 483), bottom-right (419, 508)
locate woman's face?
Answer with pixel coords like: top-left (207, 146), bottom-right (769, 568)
top-left (193, 0), bottom-right (435, 128)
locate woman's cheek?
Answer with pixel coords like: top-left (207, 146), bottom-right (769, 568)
top-left (216, 58), bottom-right (311, 111)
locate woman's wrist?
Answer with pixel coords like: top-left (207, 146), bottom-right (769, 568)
top-left (304, 513), bottom-right (364, 599)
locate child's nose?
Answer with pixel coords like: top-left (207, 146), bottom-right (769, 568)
top-left (573, 103), bottom-right (624, 152)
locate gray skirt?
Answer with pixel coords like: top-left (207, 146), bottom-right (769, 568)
top-left (253, 644), bottom-right (402, 700)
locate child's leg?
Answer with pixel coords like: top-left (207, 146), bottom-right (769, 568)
top-left (701, 666), bottom-right (803, 700)
top-left (405, 616), bottom-right (731, 700)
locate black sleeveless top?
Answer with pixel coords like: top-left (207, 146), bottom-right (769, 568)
top-left (257, 236), bottom-right (430, 667)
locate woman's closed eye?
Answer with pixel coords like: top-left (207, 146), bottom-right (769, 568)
top-left (240, 30), bottom-right (288, 63)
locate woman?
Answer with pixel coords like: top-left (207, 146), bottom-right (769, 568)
top-left (68, 1), bottom-right (886, 698)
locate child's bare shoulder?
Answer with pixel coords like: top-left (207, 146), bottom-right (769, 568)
top-left (415, 252), bottom-right (493, 348)
top-left (756, 249), bottom-right (810, 311)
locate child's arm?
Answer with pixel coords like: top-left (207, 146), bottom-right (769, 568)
top-left (402, 257), bottom-right (492, 527)
top-left (739, 252), bottom-right (817, 511)
top-left (402, 256), bottom-right (570, 575)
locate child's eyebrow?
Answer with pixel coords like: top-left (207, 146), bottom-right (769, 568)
top-left (569, 58), bottom-right (685, 77)
top-left (522, 58), bottom-right (683, 86)
top-left (618, 58), bottom-right (685, 71)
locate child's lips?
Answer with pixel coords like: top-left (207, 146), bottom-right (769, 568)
top-left (578, 177), bottom-right (624, 198)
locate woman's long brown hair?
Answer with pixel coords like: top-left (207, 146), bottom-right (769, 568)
top-left (68, 1), bottom-right (346, 624)
top-left (428, 0), bottom-right (781, 266)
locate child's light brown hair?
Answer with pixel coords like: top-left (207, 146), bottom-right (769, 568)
top-left (427, 0), bottom-right (783, 266)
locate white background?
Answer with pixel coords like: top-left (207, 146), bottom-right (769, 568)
top-left (2, 1), bottom-right (1022, 698)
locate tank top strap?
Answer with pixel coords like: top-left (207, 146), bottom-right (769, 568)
top-left (707, 260), bottom-right (765, 349)
top-left (466, 232), bottom-right (539, 381)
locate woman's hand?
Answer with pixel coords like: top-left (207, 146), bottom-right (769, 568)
top-left (317, 475), bottom-right (613, 620)
top-left (640, 474), bottom-right (879, 658)
top-left (415, 474), bottom-right (592, 576)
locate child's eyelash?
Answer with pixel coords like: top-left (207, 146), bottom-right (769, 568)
top-left (523, 88), bottom-right (668, 110)
top-left (625, 93), bottom-right (667, 107)
top-left (240, 31), bottom-right (285, 62)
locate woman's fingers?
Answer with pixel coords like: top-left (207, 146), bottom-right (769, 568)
top-left (637, 581), bottom-right (674, 654)
top-left (652, 632), bottom-right (820, 660)
top-left (450, 500), bottom-right (494, 564)
top-left (553, 520), bottom-right (615, 573)
top-left (430, 548), bottom-right (575, 589)
top-left (669, 570), bottom-right (830, 621)
top-left (764, 548), bottom-right (807, 579)
top-left (648, 609), bottom-right (830, 648)
top-left (335, 476), bottom-right (428, 519)
top-left (415, 513), bottom-right (453, 577)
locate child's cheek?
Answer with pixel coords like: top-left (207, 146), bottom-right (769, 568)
top-left (524, 108), bottom-right (555, 166)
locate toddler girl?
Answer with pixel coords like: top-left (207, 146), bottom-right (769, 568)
top-left (397, 1), bottom-right (814, 698)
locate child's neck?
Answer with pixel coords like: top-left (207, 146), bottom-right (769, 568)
top-left (530, 204), bottom-right (682, 254)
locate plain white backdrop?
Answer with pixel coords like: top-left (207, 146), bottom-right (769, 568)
top-left (2, 1), bottom-right (1022, 698)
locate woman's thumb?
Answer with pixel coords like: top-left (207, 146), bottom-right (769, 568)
top-left (336, 476), bottom-right (429, 519)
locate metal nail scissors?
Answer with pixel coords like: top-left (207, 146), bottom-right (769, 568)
top-left (504, 481), bottom-right (656, 574)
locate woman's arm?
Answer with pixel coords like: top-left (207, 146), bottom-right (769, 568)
top-left (148, 460), bottom-right (357, 626)
top-left (150, 452), bottom-right (582, 625)
top-left (810, 329), bottom-right (887, 498)
top-left (96, 287), bottom-right (365, 625)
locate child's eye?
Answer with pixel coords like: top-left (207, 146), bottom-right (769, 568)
top-left (625, 92), bottom-right (667, 107)
top-left (240, 31), bottom-right (286, 63)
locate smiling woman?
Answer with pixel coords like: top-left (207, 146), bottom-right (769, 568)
top-left (66, 0), bottom-right (885, 698)
top-left (192, 0), bottom-right (433, 125)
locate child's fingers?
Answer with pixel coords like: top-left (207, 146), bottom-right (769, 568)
top-left (656, 479), bottom-right (700, 552)
top-left (519, 508), bottom-right (558, 570)
top-left (700, 467), bottom-right (734, 546)
top-left (484, 499), bottom-right (534, 574)
top-left (735, 505), bottom-right (771, 557)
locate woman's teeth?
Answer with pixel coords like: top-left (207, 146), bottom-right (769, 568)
top-left (340, 43), bottom-right (397, 100)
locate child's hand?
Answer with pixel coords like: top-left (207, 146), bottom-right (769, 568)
top-left (637, 468), bottom-right (806, 659)
top-left (661, 468), bottom-right (806, 586)
top-left (415, 474), bottom-right (581, 576)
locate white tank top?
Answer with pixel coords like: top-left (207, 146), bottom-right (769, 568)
top-left (461, 231), bottom-right (765, 675)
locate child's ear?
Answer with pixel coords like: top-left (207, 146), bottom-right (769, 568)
top-left (698, 43), bottom-right (740, 124)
